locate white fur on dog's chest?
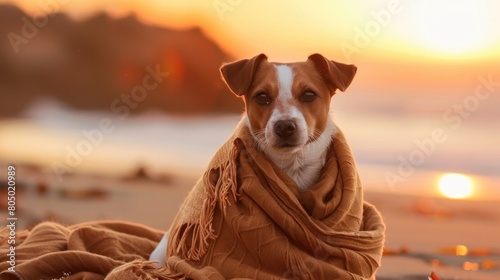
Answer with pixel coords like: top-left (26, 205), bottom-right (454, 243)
top-left (260, 120), bottom-right (336, 191)
top-left (272, 151), bottom-right (327, 191)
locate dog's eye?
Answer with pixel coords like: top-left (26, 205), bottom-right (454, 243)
top-left (254, 92), bottom-right (272, 105)
top-left (300, 91), bottom-right (317, 103)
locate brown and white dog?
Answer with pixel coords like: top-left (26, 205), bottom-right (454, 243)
top-left (150, 53), bottom-right (357, 265)
top-left (222, 53), bottom-right (356, 190)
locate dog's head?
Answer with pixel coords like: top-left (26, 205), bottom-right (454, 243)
top-left (220, 54), bottom-right (356, 153)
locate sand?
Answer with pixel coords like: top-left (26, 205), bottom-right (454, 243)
top-left (1, 164), bottom-right (499, 279)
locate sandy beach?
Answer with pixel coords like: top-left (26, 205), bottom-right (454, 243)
top-left (1, 164), bottom-right (499, 279)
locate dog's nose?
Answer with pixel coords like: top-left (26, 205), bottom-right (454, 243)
top-left (274, 120), bottom-right (296, 138)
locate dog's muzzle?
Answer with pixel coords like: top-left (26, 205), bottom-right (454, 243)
top-left (273, 120), bottom-right (299, 148)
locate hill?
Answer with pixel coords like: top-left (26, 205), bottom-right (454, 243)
top-left (0, 4), bottom-right (241, 117)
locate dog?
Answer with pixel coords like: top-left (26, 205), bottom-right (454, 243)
top-left (150, 53), bottom-right (357, 266)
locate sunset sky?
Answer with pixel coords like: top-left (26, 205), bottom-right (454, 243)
top-left (8, 0), bottom-right (500, 60)
top-left (5, 0), bottom-right (500, 93)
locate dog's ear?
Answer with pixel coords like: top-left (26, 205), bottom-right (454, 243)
top-left (220, 54), bottom-right (268, 96)
top-left (307, 53), bottom-right (357, 94)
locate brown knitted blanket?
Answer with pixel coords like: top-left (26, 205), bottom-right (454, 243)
top-left (0, 221), bottom-right (170, 279)
top-left (0, 123), bottom-right (384, 280)
top-left (165, 123), bottom-right (385, 279)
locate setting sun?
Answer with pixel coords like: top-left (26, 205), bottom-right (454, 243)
top-left (438, 173), bottom-right (475, 199)
top-left (410, 0), bottom-right (490, 55)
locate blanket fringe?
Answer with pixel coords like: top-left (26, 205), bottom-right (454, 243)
top-left (175, 141), bottom-right (240, 261)
top-left (219, 139), bottom-right (240, 209)
top-left (107, 260), bottom-right (184, 280)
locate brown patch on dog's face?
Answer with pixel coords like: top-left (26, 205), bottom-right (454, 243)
top-left (241, 60), bottom-right (278, 140)
top-left (289, 60), bottom-right (333, 143)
